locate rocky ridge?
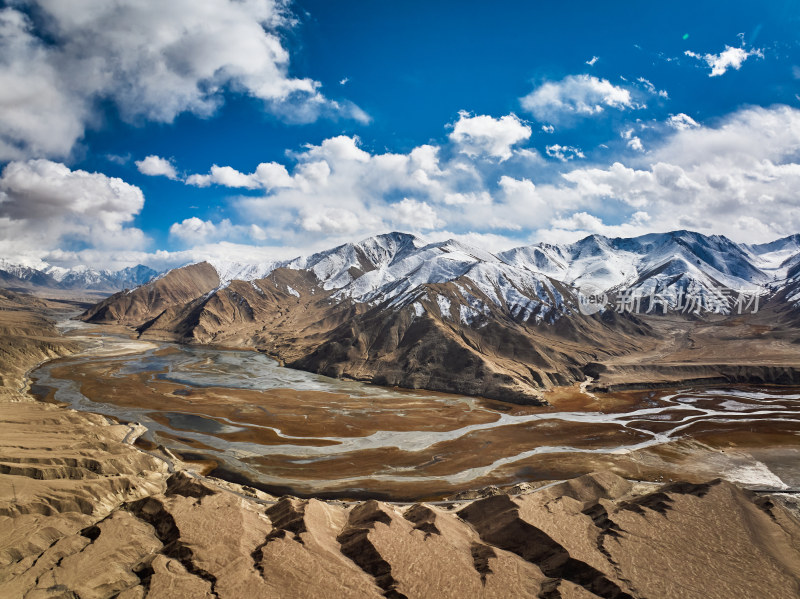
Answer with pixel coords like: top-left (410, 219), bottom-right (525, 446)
top-left (80, 231), bottom-right (800, 403)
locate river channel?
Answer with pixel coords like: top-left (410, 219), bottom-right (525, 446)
top-left (29, 321), bottom-right (800, 499)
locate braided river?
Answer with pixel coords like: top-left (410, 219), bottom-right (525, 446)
top-left (30, 321), bottom-right (800, 499)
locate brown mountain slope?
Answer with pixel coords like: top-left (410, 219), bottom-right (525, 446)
top-left (81, 266), bottom-right (657, 403)
top-left (81, 262), bottom-right (220, 326)
top-left (287, 279), bottom-right (652, 403)
top-left (0, 290), bottom-right (80, 396)
top-left (78, 256), bottom-right (800, 402)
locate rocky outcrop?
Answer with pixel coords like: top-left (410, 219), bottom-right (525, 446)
top-left (0, 289), bottom-right (80, 398)
top-left (4, 456), bottom-right (800, 599)
top-left (585, 363), bottom-right (800, 392)
top-left (81, 262), bottom-right (220, 327)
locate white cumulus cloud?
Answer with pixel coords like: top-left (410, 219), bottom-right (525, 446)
top-left (449, 111), bottom-right (531, 161)
top-left (685, 44), bottom-right (764, 77)
top-left (169, 217), bottom-right (269, 245)
top-left (620, 129), bottom-right (645, 152)
top-left (83, 104), bottom-right (800, 265)
top-left (20, 104), bottom-right (800, 268)
top-left (0, 0), bottom-right (365, 161)
top-left (545, 105), bottom-right (800, 242)
top-left (136, 155), bottom-right (179, 180)
top-left (546, 144), bottom-right (585, 162)
top-left (194, 125), bottom-right (554, 246)
top-left (636, 77), bottom-right (668, 99)
top-left (627, 137), bottom-right (644, 152)
top-left (520, 75), bottom-right (637, 124)
top-left (170, 217), bottom-right (231, 244)
top-left (666, 113), bottom-right (701, 131)
top-left (0, 159), bottom-right (147, 261)
top-left (187, 162), bottom-right (294, 190)
top-left (390, 198), bottom-right (443, 230)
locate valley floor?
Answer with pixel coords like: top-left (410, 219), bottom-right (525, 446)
top-left (586, 313), bottom-right (800, 391)
top-left (2, 293), bottom-right (800, 598)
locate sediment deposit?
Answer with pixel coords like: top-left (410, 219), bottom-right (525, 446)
top-left (2, 291), bottom-right (800, 597)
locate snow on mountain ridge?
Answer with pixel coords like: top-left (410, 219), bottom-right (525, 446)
top-left (335, 237), bottom-right (504, 304)
top-left (0, 260), bottom-right (158, 290)
top-left (496, 230), bottom-right (773, 295)
top-left (742, 234), bottom-right (800, 277)
top-left (207, 259), bottom-right (286, 286)
top-left (497, 245), bottom-right (569, 278)
top-left (124, 230), bottom-right (800, 321)
top-left (285, 232), bottom-right (425, 292)
top-left (0, 260), bottom-right (51, 281)
top-left (197, 230), bottom-right (775, 307)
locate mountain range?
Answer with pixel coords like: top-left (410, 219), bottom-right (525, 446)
top-left (0, 260), bottom-right (159, 296)
top-left (78, 230), bottom-right (800, 402)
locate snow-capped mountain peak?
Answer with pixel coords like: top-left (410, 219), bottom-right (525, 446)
top-left (206, 260), bottom-right (286, 286)
top-left (0, 261), bottom-right (159, 292)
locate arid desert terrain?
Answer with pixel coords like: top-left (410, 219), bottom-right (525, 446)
top-left (2, 289), bottom-right (800, 598)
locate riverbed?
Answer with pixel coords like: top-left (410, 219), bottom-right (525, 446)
top-left (29, 321), bottom-right (800, 499)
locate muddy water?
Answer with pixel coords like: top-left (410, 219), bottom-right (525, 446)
top-left (31, 323), bottom-right (800, 499)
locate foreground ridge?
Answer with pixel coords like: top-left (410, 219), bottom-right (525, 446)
top-left (4, 426), bottom-right (800, 599)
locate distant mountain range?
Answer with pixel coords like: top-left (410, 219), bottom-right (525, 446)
top-left (0, 260), bottom-right (159, 296)
top-left (74, 230), bottom-right (800, 403)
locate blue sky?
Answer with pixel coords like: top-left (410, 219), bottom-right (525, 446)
top-left (1, 0), bottom-right (799, 268)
